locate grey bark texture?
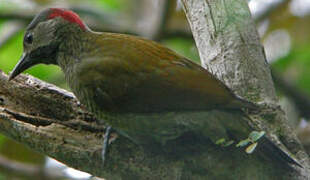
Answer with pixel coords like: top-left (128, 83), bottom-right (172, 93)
top-left (0, 0), bottom-right (309, 179)
top-left (181, 0), bottom-right (310, 179)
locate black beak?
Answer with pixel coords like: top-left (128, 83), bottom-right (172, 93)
top-left (9, 53), bottom-right (36, 81)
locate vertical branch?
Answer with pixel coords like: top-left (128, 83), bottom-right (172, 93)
top-left (181, 0), bottom-right (310, 178)
top-left (181, 0), bottom-right (276, 103)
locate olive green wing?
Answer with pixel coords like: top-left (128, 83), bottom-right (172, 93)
top-left (76, 33), bottom-right (242, 113)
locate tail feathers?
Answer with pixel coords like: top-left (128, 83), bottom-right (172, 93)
top-left (228, 96), bottom-right (301, 167)
top-left (260, 136), bottom-right (303, 168)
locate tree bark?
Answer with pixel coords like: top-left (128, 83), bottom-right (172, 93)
top-left (181, 0), bottom-right (310, 179)
top-left (0, 0), bottom-right (309, 179)
top-left (0, 70), bottom-right (307, 180)
top-left (0, 71), bottom-right (283, 179)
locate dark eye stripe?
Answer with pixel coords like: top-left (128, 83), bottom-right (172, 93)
top-left (24, 33), bottom-right (33, 44)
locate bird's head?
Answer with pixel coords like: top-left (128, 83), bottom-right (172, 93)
top-left (9, 8), bottom-right (86, 80)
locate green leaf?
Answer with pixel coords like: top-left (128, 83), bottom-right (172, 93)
top-left (236, 139), bottom-right (250, 147)
top-left (215, 138), bottom-right (226, 145)
top-left (248, 131), bottom-right (265, 142)
top-left (223, 140), bottom-right (234, 147)
top-left (246, 142), bottom-right (258, 154)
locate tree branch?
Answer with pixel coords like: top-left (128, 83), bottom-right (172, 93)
top-left (1, 70), bottom-right (307, 179)
top-left (181, 0), bottom-right (310, 178)
top-left (1, 1), bottom-right (310, 179)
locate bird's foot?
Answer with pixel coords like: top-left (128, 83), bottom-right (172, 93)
top-left (236, 131), bottom-right (265, 154)
top-left (215, 138), bottom-right (234, 147)
top-left (101, 126), bottom-right (118, 166)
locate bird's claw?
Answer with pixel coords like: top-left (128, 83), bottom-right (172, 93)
top-left (102, 126), bottom-right (112, 166)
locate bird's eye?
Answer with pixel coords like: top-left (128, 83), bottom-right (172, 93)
top-left (24, 33), bottom-right (33, 44)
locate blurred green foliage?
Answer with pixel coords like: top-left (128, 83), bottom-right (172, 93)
top-left (273, 45), bottom-right (310, 94)
top-left (162, 38), bottom-right (200, 63)
top-left (0, 138), bottom-right (45, 164)
top-left (0, 136), bottom-right (5, 146)
top-left (267, 4), bottom-right (310, 95)
top-left (92, 0), bottom-right (125, 11)
top-left (0, 32), bottom-right (23, 73)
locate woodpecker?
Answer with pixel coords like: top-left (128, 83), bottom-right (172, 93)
top-left (9, 8), bottom-right (301, 168)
